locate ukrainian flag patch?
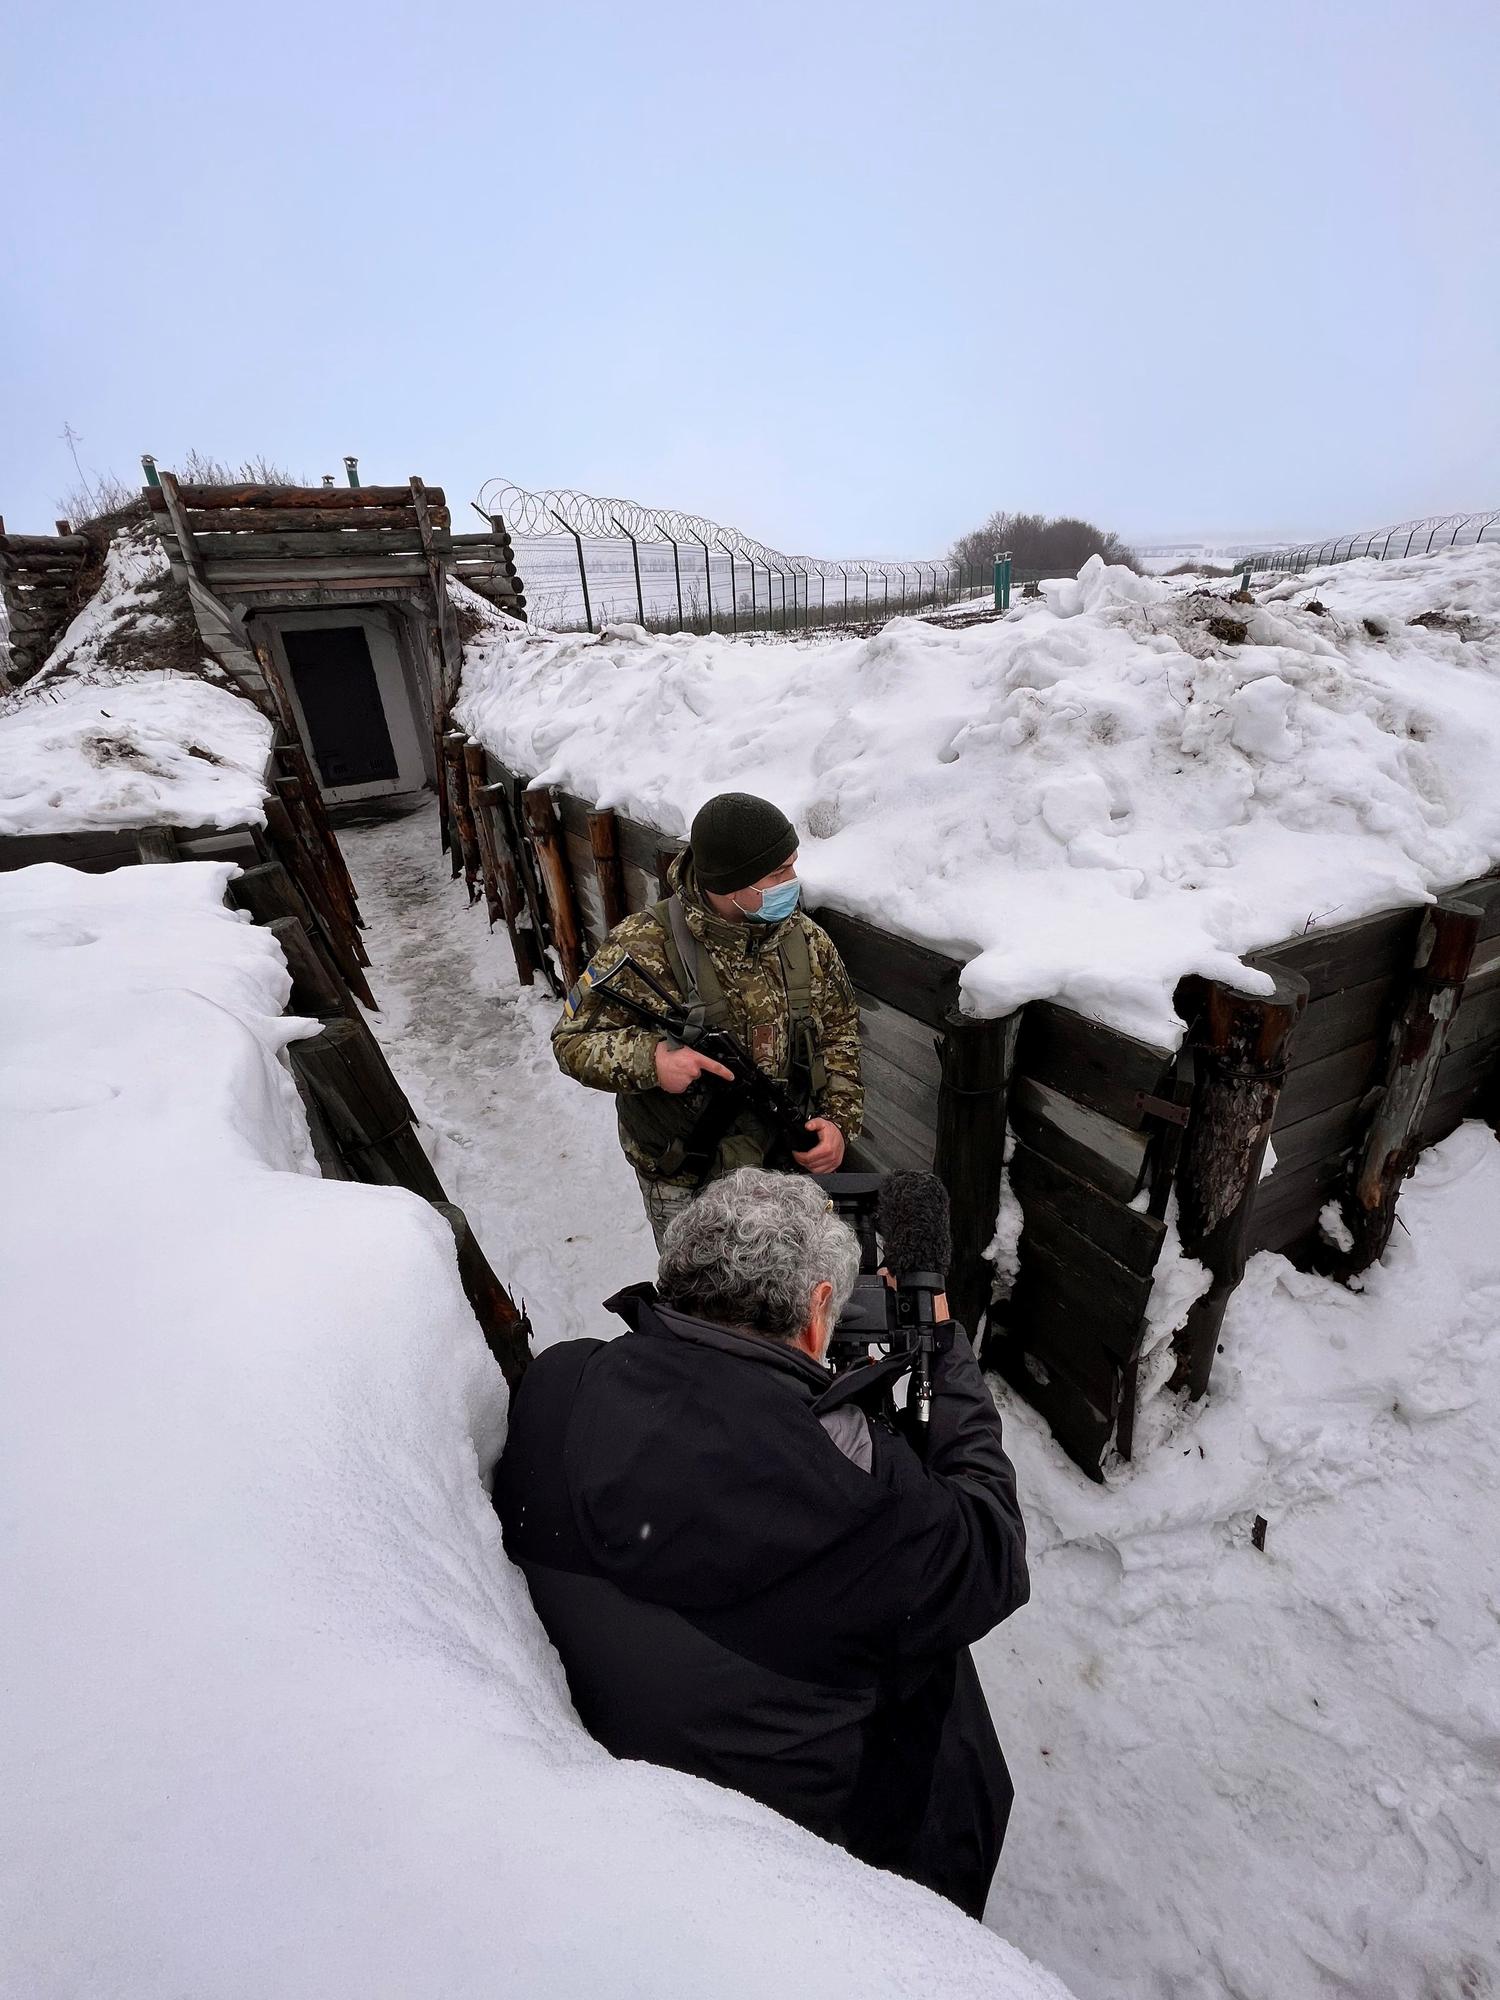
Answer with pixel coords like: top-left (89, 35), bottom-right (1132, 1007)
top-left (562, 965), bottom-right (599, 1020)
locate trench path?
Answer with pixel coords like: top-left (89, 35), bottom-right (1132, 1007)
top-left (341, 795), bottom-right (654, 1349)
top-left (338, 793), bottom-right (1499, 2000)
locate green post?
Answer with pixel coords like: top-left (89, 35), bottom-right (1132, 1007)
top-left (140, 454), bottom-right (160, 490)
top-left (1238, 562), bottom-right (1252, 594)
top-left (344, 455), bottom-right (360, 487)
top-left (993, 551), bottom-right (1012, 611)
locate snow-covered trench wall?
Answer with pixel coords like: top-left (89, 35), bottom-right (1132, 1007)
top-left (0, 857), bottom-right (1071, 2000)
top-left (450, 553), bottom-right (1500, 1478)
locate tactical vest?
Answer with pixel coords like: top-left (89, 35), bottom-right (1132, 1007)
top-left (617, 895), bottom-right (828, 1183)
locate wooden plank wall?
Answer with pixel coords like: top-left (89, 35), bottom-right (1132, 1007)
top-left (1248, 869), bottom-right (1500, 1257)
top-left (482, 763), bottom-right (1500, 1479)
top-left (493, 761), bottom-right (1187, 1476)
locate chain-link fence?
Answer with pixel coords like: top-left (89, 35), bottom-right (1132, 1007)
top-left (1248, 509), bottom-right (1499, 577)
top-left (474, 479), bottom-right (991, 635)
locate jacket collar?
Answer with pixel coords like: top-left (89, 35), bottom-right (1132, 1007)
top-left (670, 851), bottom-right (788, 961)
top-left (605, 1282), bottom-right (831, 1394)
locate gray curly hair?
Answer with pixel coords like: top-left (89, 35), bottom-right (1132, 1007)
top-left (657, 1167), bottom-right (861, 1343)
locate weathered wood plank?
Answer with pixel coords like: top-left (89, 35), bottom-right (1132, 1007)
top-left (1015, 1001), bottom-right (1174, 1129)
top-left (0, 532), bottom-right (90, 556)
top-left (1249, 905), bottom-right (1422, 996)
top-left (856, 1097), bottom-right (934, 1173)
top-left (1267, 1095), bottom-right (1365, 1174)
top-left (162, 506), bottom-right (429, 535)
top-left (1273, 1037), bottom-right (1382, 1127)
top-left (1289, 976), bottom-right (1393, 1066)
top-left (857, 1043), bottom-right (941, 1128)
top-left (1008, 1139), bottom-right (1167, 1278)
top-left (1248, 1155), bottom-right (1344, 1253)
top-left (989, 1325), bottom-right (1114, 1481)
top-left (1008, 1074), bottom-right (1150, 1203)
top-left (856, 990), bottom-right (943, 1085)
top-left (811, 905), bottom-right (964, 1028)
top-left (147, 483), bottom-right (434, 513)
top-left (1442, 983), bottom-right (1500, 1056)
top-left (1009, 1214), bottom-right (1156, 1363)
top-left (186, 529), bottom-right (433, 561)
top-left (203, 557), bottom-right (430, 586)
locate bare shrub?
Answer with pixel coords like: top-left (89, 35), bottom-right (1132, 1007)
top-left (950, 510), bottom-right (1139, 579)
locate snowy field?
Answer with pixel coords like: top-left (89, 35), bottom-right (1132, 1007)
top-left (0, 856), bottom-right (1068, 2000)
top-left (456, 545), bottom-right (1500, 1046)
top-left (346, 800), bottom-right (1500, 2000)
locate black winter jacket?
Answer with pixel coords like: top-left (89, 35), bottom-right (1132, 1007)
top-left (494, 1287), bottom-right (1029, 1918)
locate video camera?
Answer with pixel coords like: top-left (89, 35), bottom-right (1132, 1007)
top-left (818, 1169), bottom-right (957, 1442)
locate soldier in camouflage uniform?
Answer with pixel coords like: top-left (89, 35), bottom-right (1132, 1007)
top-left (553, 792), bottom-right (864, 1248)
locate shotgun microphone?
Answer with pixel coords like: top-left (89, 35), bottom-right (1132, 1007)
top-left (876, 1173), bottom-right (953, 1433)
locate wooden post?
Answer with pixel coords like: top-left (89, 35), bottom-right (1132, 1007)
top-left (587, 808), bottom-right (628, 932)
top-left (522, 787), bottom-right (587, 989)
top-left (410, 476), bottom-right (465, 710)
top-left (1325, 897), bottom-right (1481, 1277)
top-left (443, 730), bottom-right (482, 900)
top-left (655, 846), bottom-right (680, 899)
top-left (263, 796), bottom-right (377, 1008)
top-left (432, 1203), bottom-right (532, 1389)
top-left (474, 779), bottom-right (539, 986)
top-left (275, 774), bottom-right (364, 953)
top-left (290, 1019), bottom-right (446, 1202)
top-left (932, 1006), bottom-right (1022, 1348)
top-left (265, 914), bottom-right (356, 1020)
top-left (463, 741), bottom-right (505, 929)
top-left (273, 736), bottom-right (361, 924)
top-left (1170, 966), bottom-right (1308, 1399)
top-left (289, 1065), bottom-right (352, 1179)
top-left (134, 828), bottom-right (179, 864)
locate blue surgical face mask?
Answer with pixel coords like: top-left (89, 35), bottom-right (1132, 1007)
top-left (743, 878), bottom-right (800, 923)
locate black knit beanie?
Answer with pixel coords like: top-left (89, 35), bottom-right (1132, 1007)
top-left (690, 792), bottom-right (798, 893)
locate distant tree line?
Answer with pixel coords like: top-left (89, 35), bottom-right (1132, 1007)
top-left (949, 510), bottom-right (1139, 578)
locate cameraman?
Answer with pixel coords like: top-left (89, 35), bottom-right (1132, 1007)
top-left (494, 1169), bottom-right (1029, 1918)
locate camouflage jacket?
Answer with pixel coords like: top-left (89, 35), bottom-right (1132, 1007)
top-left (552, 853), bottom-right (864, 1185)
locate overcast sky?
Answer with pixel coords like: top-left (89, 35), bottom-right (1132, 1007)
top-left (3, 0), bottom-right (1496, 551)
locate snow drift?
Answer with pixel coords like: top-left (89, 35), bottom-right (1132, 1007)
top-left (0, 529), bottom-right (273, 837)
top-left (0, 859), bottom-right (1069, 2000)
top-left (455, 545), bottom-right (1500, 1046)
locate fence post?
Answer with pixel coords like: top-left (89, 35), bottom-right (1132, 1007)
top-left (1322, 898), bottom-right (1481, 1279)
top-left (724, 543), bottom-right (739, 636)
top-left (549, 509), bottom-right (593, 632)
top-left (611, 514), bottom-right (646, 625)
top-left (1169, 967), bottom-right (1308, 1399)
top-left (933, 1006), bottom-right (1022, 1347)
top-left (689, 532), bottom-right (714, 632)
top-left (663, 532), bottom-right (685, 630)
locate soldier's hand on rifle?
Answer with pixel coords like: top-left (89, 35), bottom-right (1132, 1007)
top-left (792, 1117), bottom-right (846, 1174)
top-left (654, 1040), bottom-right (737, 1095)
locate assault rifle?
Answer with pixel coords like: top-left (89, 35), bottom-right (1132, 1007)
top-left (586, 954), bottom-right (819, 1185)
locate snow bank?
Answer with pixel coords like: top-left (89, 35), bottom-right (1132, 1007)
top-left (0, 860), bottom-right (1069, 2000)
top-left (0, 531), bottom-right (273, 836)
top-left (986, 1120), bottom-right (1500, 1998)
top-left (0, 676), bottom-right (274, 835)
top-left (456, 546), bottom-right (1500, 1045)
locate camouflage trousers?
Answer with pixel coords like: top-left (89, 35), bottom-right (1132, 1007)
top-left (635, 1170), bottom-right (698, 1253)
